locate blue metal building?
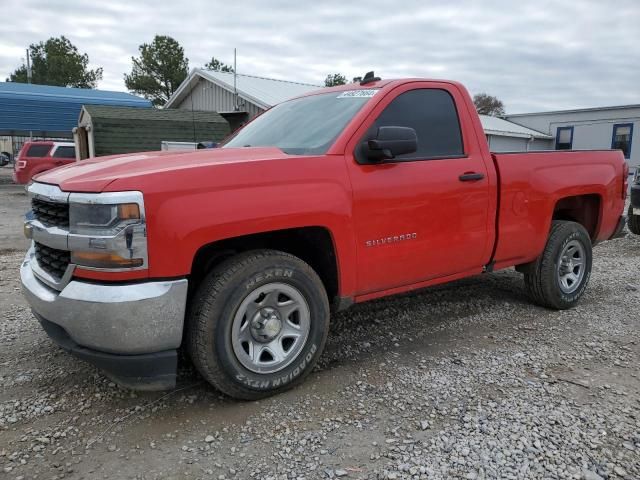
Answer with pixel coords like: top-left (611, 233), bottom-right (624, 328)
top-left (0, 82), bottom-right (151, 138)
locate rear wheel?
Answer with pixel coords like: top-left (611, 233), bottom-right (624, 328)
top-left (187, 250), bottom-right (330, 400)
top-left (524, 221), bottom-right (592, 310)
top-left (628, 205), bottom-right (640, 235)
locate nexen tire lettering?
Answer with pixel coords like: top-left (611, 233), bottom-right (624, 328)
top-left (235, 343), bottom-right (318, 389)
top-left (245, 268), bottom-right (293, 289)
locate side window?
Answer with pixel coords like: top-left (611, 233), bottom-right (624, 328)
top-left (611, 123), bottom-right (633, 159)
top-left (555, 126), bottom-right (573, 150)
top-left (367, 89), bottom-right (464, 160)
top-left (26, 145), bottom-right (52, 157)
top-left (52, 146), bottom-right (76, 158)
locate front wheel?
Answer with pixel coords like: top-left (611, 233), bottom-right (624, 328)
top-left (524, 221), bottom-right (593, 310)
top-left (628, 205), bottom-right (640, 235)
top-left (187, 250), bottom-right (330, 400)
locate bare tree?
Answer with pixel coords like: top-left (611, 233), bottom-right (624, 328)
top-left (473, 93), bottom-right (505, 116)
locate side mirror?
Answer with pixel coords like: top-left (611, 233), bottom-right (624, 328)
top-left (363, 126), bottom-right (417, 162)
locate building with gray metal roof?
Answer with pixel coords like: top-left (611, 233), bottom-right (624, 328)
top-left (479, 114), bottom-right (552, 152)
top-left (165, 69), bottom-right (321, 120)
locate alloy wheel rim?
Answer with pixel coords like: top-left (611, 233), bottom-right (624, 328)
top-left (231, 282), bottom-right (310, 374)
top-left (557, 239), bottom-right (586, 294)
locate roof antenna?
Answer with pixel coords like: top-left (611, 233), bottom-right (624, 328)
top-left (360, 71), bottom-right (380, 85)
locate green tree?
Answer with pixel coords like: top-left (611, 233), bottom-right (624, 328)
top-left (473, 93), bottom-right (505, 116)
top-left (7, 36), bottom-right (103, 88)
top-left (124, 35), bottom-right (189, 106)
top-left (324, 73), bottom-right (347, 87)
top-left (205, 57), bottom-right (234, 72)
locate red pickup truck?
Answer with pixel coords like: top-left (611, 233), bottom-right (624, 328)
top-left (21, 76), bottom-right (627, 398)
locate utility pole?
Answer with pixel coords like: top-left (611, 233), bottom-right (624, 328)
top-left (26, 48), bottom-right (32, 84)
top-left (26, 48), bottom-right (33, 140)
top-left (233, 48), bottom-right (238, 111)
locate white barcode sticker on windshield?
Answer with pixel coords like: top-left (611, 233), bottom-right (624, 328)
top-left (337, 89), bottom-right (378, 98)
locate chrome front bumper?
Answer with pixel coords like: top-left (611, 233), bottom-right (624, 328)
top-left (21, 249), bottom-right (188, 355)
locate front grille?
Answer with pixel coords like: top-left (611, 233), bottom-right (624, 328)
top-left (35, 242), bottom-right (70, 279)
top-left (32, 197), bottom-right (69, 228)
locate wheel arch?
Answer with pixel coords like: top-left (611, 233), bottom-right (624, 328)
top-left (189, 226), bottom-right (343, 310)
top-left (551, 193), bottom-right (602, 240)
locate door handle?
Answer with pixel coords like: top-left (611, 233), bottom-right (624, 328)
top-left (459, 172), bottom-right (485, 182)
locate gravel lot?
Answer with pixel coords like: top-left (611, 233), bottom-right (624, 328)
top-left (1, 170), bottom-right (638, 479)
top-left (0, 168), bottom-right (29, 252)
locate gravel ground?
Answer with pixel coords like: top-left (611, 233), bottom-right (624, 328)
top-left (0, 184), bottom-right (638, 479)
top-left (0, 169), bottom-right (29, 252)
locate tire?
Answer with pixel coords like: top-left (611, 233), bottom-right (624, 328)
top-left (187, 249), bottom-right (330, 400)
top-left (524, 221), bottom-right (592, 310)
top-left (628, 205), bottom-right (640, 235)
top-left (0, 152), bottom-right (9, 166)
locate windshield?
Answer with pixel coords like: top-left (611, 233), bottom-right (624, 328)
top-left (223, 90), bottom-right (378, 155)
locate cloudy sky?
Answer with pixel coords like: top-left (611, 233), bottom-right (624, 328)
top-left (1, 0), bottom-right (638, 113)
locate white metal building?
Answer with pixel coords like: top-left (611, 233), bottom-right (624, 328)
top-left (479, 115), bottom-right (553, 152)
top-left (165, 69), bottom-right (321, 119)
top-left (506, 105), bottom-right (639, 167)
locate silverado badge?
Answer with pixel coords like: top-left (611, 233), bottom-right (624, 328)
top-left (366, 233), bottom-right (417, 247)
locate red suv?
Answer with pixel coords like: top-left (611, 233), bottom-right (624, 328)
top-left (13, 141), bottom-right (76, 184)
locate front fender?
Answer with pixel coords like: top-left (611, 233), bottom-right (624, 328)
top-left (139, 156), bottom-right (358, 296)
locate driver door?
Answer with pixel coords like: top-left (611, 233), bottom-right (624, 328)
top-left (345, 83), bottom-right (494, 295)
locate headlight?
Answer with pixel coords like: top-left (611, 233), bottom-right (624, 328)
top-left (70, 202), bottom-right (140, 235)
top-left (67, 191), bottom-right (147, 270)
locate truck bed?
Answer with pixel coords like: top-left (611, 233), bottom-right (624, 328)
top-left (490, 150), bottom-right (626, 270)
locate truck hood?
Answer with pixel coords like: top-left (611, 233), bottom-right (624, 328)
top-left (35, 147), bottom-right (290, 192)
